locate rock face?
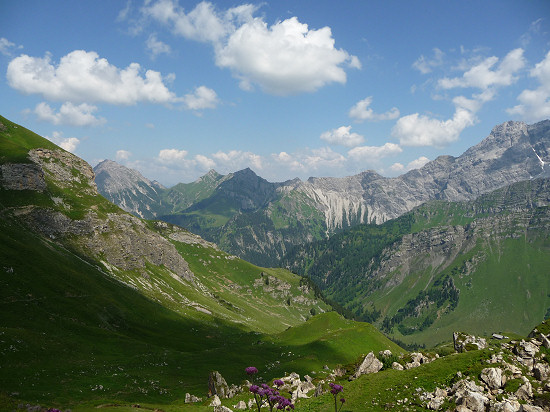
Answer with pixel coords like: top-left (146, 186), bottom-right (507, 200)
top-left (2, 146), bottom-right (194, 283)
top-left (96, 120), bottom-right (550, 266)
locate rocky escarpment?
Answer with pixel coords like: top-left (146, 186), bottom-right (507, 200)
top-left (1, 147), bottom-right (194, 282)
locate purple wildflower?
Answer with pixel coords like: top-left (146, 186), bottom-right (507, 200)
top-left (249, 384), bottom-right (260, 394)
top-left (246, 366), bottom-right (259, 375)
top-left (273, 379), bottom-right (284, 387)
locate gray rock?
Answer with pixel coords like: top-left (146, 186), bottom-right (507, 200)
top-left (480, 367), bottom-right (506, 390)
top-left (533, 362), bottom-right (550, 381)
top-left (490, 399), bottom-right (521, 412)
top-left (392, 362), bottom-right (404, 370)
top-left (454, 332), bottom-right (488, 352)
top-left (456, 390), bottom-right (489, 412)
top-left (185, 393), bottom-right (202, 403)
top-left (515, 379), bottom-right (533, 401)
top-left (349, 352), bottom-right (383, 380)
top-left (520, 405), bottom-right (544, 412)
top-left (213, 406), bottom-right (233, 412)
top-left (514, 340), bottom-right (539, 358)
top-left (208, 371), bottom-right (229, 399)
top-left (210, 395), bottom-right (221, 407)
top-left (233, 401), bottom-right (246, 410)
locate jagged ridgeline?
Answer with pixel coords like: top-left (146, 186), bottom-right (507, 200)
top-left (0, 115), bottom-right (401, 408)
top-left (282, 177), bottom-right (550, 347)
top-left (96, 120), bottom-right (550, 268)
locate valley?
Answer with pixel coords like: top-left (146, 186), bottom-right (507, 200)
top-left (1, 114), bottom-right (550, 411)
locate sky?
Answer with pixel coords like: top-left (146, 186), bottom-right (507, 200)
top-left (1, 0), bottom-right (550, 186)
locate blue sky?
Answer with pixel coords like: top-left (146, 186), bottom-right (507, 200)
top-left (1, 0), bottom-right (550, 186)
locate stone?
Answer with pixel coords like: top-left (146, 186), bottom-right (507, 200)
top-left (454, 332), bottom-right (488, 352)
top-left (426, 397), bottom-right (445, 410)
top-left (379, 349), bottom-right (393, 357)
top-left (405, 361), bottom-right (421, 369)
top-left (208, 371), bottom-right (229, 399)
top-left (349, 352), bottom-right (383, 380)
top-left (213, 406), bottom-right (233, 412)
top-left (233, 401), bottom-right (247, 411)
top-left (480, 367), bottom-right (506, 390)
top-left (489, 399), bottom-right (521, 412)
top-left (392, 362), bottom-right (404, 370)
top-left (514, 340), bottom-right (539, 358)
top-left (520, 405), bottom-right (544, 412)
top-left (533, 362), bottom-right (550, 381)
top-left (456, 390), bottom-right (489, 412)
top-left (515, 379), bottom-right (533, 401)
top-left (210, 395), bottom-right (221, 407)
top-left (314, 382), bottom-right (325, 397)
top-left (185, 393), bottom-right (202, 403)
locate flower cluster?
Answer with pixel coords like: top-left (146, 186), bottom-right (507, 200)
top-left (329, 382), bottom-right (345, 412)
top-left (246, 367), bottom-right (294, 411)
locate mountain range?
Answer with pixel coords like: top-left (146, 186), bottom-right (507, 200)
top-left (95, 120), bottom-right (550, 266)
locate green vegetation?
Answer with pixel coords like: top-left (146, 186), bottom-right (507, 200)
top-left (283, 178), bottom-right (550, 347)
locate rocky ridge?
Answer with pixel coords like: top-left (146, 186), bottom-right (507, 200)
top-left (96, 120), bottom-right (550, 266)
top-left (1, 147), bottom-right (194, 282)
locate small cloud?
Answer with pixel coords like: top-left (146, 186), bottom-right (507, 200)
top-left (320, 126), bottom-right (364, 147)
top-left (392, 107), bottom-right (476, 148)
top-left (438, 48), bottom-right (525, 90)
top-left (34, 102), bottom-right (105, 126)
top-left (116, 150), bottom-right (132, 161)
top-left (146, 33), bottom-right (172, 58)
top-left (157, 148), bottom-right (189, 163)
top-left (349, 97), bottom-right (400, 122)
top-left (0, 37), bottom-right (22, 57)
top-left (412, 48), bottom-right (444, 74)
top-left (145, 122), bottom-right (155, 129)
top-left (45, 131), bottom-right (80, 153)
top-left (390, 163), bottom-right (405, 173)
top-left (507, 50), bottom-right (550, 122)
top-left (347, 143), bottom-right (402, 161)
top-left (406, 156), bottom-right (430, 170)
top-left (182, 86), bottom-right (219, 110)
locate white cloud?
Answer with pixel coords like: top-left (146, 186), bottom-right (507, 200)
top-left (182, 86), bottom-right (219, 110)
top-left (0, 37), bottom-right (22, 56)
top-left (347, 143), bottom-right (402, 161)
top-left (406, 156), bottom-right (430, 170)
top-left (146, 33), bottom-right (172, 58)
top-left (195, 154), bottom-right (216, 170)
top-left (438, 48), bottom-right (525, 90)
top-left (116, 150), bottom-right (132, 161)
top-left (212, 150), bottom-right (263, 171)
top-left (45, 131), bottom-right (80, 153)
top-left (143, 1), bottom-right (359, 95)
top-left (34, 102), bottom-right (105, 126)
top-left (392, 107), bottom-right (476, 147)
top-left (158, 148), bottom-right (189, 163)
top-left (390, 163), bottom-right (405, 173)
top-left (145, 122), bottom-right (155, 129)
top-left (142, 0), bottom-right (252, 43)
top-left (507, 51), bottom-right (550, 122)
top-left (7, 50), bottom-right (180, 105)
top-left (348, 97), bottom-right (400, 122)
top-left (302, 147), bottom-right (346, 170)
top-left (413, 48), bottom-right (444, 74)
top-left (320, 126), bottom-right (364, 147)
top-left (216, 16), bottom-right (358, 95)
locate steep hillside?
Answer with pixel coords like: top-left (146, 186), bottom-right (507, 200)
top-left (96, 120), bottom-right (550, 266)
top-left (0, 115), bottom-right (399, 409)
top-left (283, 177), bottom-right (550, 347)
